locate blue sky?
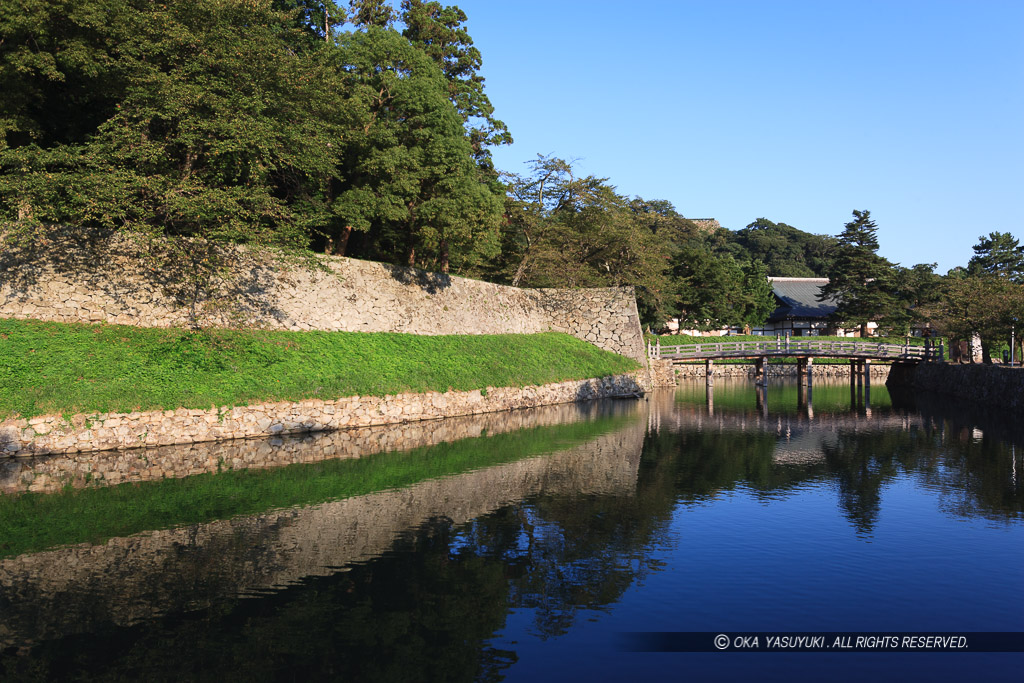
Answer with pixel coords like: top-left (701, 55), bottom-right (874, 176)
top-left (452, 0), bottom-right (1023, 274)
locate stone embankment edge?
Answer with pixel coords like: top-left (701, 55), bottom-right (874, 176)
top-left (647, 359), bottom-right (890, 386)
top-left (886, 362), bottom-right (1024, 413)
top-left (0, 373), bottom-right (646, 457)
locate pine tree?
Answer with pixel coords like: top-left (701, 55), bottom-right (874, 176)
top-left (967, 231), bottom-right (1024, 283)
top-left (820, 210), bottom-right (897, 336)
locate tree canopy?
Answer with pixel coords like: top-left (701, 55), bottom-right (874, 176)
top-left (819, 210), bottom-right (899, 336)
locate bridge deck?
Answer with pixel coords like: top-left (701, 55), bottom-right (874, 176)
top-left (649, 339), bottom-right (942, 362)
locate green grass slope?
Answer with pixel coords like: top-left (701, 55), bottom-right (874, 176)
top-left (0, 319), bottom-right (639, 421)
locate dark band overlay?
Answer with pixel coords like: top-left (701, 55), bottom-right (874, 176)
top-left (619, 632), bottom-right (1024, 653)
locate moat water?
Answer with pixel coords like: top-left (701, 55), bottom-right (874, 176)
top-left (1, 379), bottom-right (1022, 681)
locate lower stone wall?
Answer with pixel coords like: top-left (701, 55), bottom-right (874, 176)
top-left (3, 400), bottom-right (634, 494)
top-left (650, 362), bottom-right (891, 383)
top-left (0, 373), bottom-right (645, 457)
top-left (890, 363), bottom-right (1024, 412)
top-left (648, 359), bottom-right (677, 387)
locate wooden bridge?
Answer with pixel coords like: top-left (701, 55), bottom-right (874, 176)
top-left (648, 338), bottom-right (943, 363)
top-left (648, 338), bottom-right (944, 386)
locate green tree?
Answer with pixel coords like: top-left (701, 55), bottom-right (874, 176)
top-left (820, 210), bottom-right (898, 336)
top-left (967, 231), bottom-right (1024, 283)
top-left (400, 0), bottom-right (511, 166)
top-left (739, 259), bottom-right (776, 332)
top-left (497, 155), bottom-right (671, 322)
top-left (346, 0), bottom-right (395, 27)
top-left (1, 0), bottom-right (346, 251)
top-left (671, 248), bottom-right (773, 331)
top-left (329, 27), bottom-right (503, 272)
top-left (731, 217), bottom-right (837, 277)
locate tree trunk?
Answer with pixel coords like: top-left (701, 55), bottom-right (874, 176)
top-left (439, 240), bottom-right (449, 274)
top-left (407, 246), bottom-right (416, 268)
top-left (331, 226), bottom-right (352, 257)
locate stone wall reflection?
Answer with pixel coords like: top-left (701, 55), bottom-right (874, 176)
top-left (0, 407), bottom-right (645, 651)
top-left (3, 399), bottom-right (633, 494)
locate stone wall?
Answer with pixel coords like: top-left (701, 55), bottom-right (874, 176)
top-left (0, 373), bottom-right (645, 457)
top-left (650, 361), bottom-right (892, 382)
top-left (0, 235), bottom-right (646, 364)
top-left (2, 399), bottom-right (636, 494)
top-left (889, 362), bottom-right (1024, 413)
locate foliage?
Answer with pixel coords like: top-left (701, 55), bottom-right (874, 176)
top-left (327, 27), bottom-right (503, 272)
top-left (495, 155), bottom-right (673, 323)
top-left (967, 231), bottom-right (1024, 283)
top-left (820, 210), bottom-right (899, 336)
top-left (1, 0), bottom-right (343, 252)
top-left (0, 319), bottom-right (639, 421)
top-left (929, 275), bottom-right (1024, 356)
top-left (928, 232), bottom-right (1024, 358)
top-left (728, 217), bottom-right (838, 277)
top-left (670, 247), bottom-right (774, 331)
top-left (0, 0), bottom-right (503, 280)
top-left (400, 0), bottom-right (511, 166)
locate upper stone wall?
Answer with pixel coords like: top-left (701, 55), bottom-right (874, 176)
top-left (0, 236), bottom-right (646, 364)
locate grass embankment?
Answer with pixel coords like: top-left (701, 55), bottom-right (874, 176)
top-left (0, 413), bottom-right (633, 559)
top-left (650, 333), bottom-right (945, 364)
top-left (0, 319), bottom-right (639, 421)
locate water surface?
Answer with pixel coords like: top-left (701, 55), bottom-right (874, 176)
top-left (1, 379), bottom-right (1021, 681)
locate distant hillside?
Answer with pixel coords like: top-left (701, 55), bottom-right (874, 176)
top-left (723, 218), bottom-right (838, 277)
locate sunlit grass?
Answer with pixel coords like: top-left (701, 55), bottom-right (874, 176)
top-left (0, 319), bottom-right (639, 420)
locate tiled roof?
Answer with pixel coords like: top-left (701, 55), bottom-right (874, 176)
top-left (766, 277), bottom-right (837, 321)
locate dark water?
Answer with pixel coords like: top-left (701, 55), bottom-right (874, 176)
top-left (1, 379), bottom-right (1022, 681)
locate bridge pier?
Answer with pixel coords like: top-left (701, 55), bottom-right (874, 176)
top-left (797, 357), bottom-right (814, 386)
top-left (797, 380), bottom-right (814, 419)
top-left (754, 357), bottom-right (767, 385)
top-left (705, 359), bottom-right (714, 387)
top-left (756, 383), bottom-right (768, 417)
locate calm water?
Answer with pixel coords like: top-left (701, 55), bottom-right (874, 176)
top-left (1, 379), bottom-right (1022, 681)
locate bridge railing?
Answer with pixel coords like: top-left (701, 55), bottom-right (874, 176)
top-left (648, 338), bottom-right (943, 362)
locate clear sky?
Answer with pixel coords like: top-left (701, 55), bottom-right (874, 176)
top-left (452, 0), bottom-right (1023, 274)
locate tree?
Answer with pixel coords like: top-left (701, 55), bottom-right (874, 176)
top-left (329, 28), bottom-right (503, 272)
top-left (496, 155), bottom-right (672, 323)
top-left (967, 231), bottom-right (1024, 283)
top-left (671, 248), bottom-right (773, 331)
top-left (400, 0), bottom-right (511, 167)
top-left (1, 0), bottom-right (346, 252)
top-left (930, 275), bottom-right (1024, 361)
top-left (739, 259), bottom-right (776, 332)
top-left (730, 217), bottom-right (837, 277)
top-left (347, 0), bottom-right (395, 27)
top-left (819, 210), bottom-right (898, 336)
top-left (888, 262), bottom-right (943, 334)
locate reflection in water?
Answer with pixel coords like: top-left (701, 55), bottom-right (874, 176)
top-left (1, 380), bottom-right (1022, 680)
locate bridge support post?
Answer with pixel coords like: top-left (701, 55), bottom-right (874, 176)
top-left (705, 359), bottom-right (714, 387)
top-left (797, 357), bottom-right (814, 386)
top-left (755, 357), bottom-right (767, 385)
top-left (863, 358), bottom-right (871, 391)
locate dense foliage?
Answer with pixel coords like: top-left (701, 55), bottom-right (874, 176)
top-left (0, 0), bottom-right (505, 274)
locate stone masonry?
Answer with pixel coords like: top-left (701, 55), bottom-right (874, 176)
top-left (0, 237), bottom-right (647, 365)
top-left (0, 373), bottom-right (646, 458)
